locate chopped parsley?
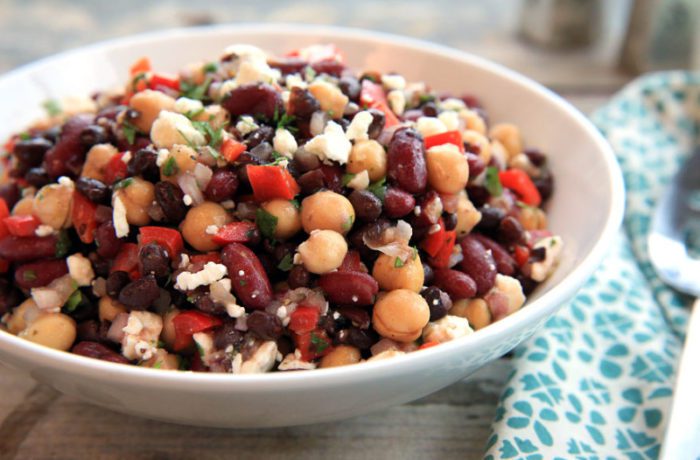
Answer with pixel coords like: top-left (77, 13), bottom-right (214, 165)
top-left (18, 132), bottom-right (31, 141)
top-left (341, 173), bottom-right (356, 187)
top-left (310, 332), bottom-right (329, 354)
top-left (367, 177), bottom-right (387, 202)
top-left (485, 166), bottom-right (503, 197)
top-left (255, 207), bottom-right (278, 240)
top-left (23, 270), bottom-right (37, 282)
top-left (122, 120), bottom-right (139, 145)
top-left (290, 199), bottom-right (300, 209)
top-left (274, 112), bottom-right (297, 133)
top-left (131, 72), bottom-right (148, 92)
top-left (277, 253), bottom-right (294, 272)
top-left (394, 257), bottom-right (405, 268)
top-left (153, 361), bottom-right (163, 369)
top-left (55, 231), bottom-right (71, 258)
top-left (42, 99), bottom-right (62, 117)
top-left (64, 290), bottom-right (82, 312)
top-left (162, 157), bottom-right (179, 177)
top-left (267, 151), bottom-right (289, 166)
top-left (418, 93), bottom-right (436, 105)
top-left (238, 279), bottom-right (248, 287)
top-left (341, 215), bottom-right (354, 232)
top-left (192, 120), bottom-right (223, 149)
top-left (303, 66), bottom-right (317, 82)
top-left (184, 107), bottom-right (205, 120)
top-left (180, 76), bottom-right (212, 101)
top-left (203, 62), bottom-right (218, 73)
top-left (114, 178), bottom-right (134, 190)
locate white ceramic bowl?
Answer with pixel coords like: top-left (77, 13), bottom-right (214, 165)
top-left (0, 24), bottom-right (624, 428)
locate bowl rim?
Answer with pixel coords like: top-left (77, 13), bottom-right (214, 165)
top-left (0, 23), bottom-right (625, 389)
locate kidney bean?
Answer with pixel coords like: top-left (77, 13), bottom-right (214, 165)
top-left (459, 235), bottom-right (497, 295)
top-left (288, 265), bottom-right (311, 288)
top-left (139, 242), bottom-right (170, 278)
top-left (476, 206), bottom-right (505, 232)
top-left (247, 311), bottom-right (283, 341)
top-left (0, 183), bottom-right (21, 208)
top-left (76, 177), bottom-right (110, 204)
top-left (79, 125), bottom-right (108, 147)
top-left (498, 216), bottom-right (527, 245)
top-left (338, 76), bottom-right (361, 101)
top-left (154, 181), bottom-right (187, 223)
top-left (383, 187), bottom-right (415, 218)
top-left (192, 290), bottom-right (226, 316)
top-left (387, 128), bottom-right (427, 194)
top-left (524, 148), bottom-right (546, 167)
top-left (222, 83), bottom-right (282, 120)
top-left (336, 327), bottom-right (374, 350)
top-left (106, 270), bottom-right (130, 297)
top-left (317, 271), bottom-right (379, 306)
top-left (127, 147), bottom-right (160, 182)
top-left (95, 221), bottom-right (123, 259)
top-left (466, 152), bottom-right (485, 179)
top-left (311, 59), bottom-right (345, 77)
top-left (421, 286), bottom-right (452, 321)
top-left (298, 169), bottom-right (325, 195)
top-left (433, 269), bottom-right (477, 300)
top-left (89, 252), bottom-right (111, 278)
top-left (13, 137), bottom-right (52, 167)
top-left (336, 306), bottom-right (370, 329)
top-left (349, 190), bottom-right (382, 222)
top-left (471, 233), bottom-right (516, 276)
top-left (267, 56), bottom-right (306, 74)
top-left (204, 168), bottom-right (238, 202)
top-left (43, 114), bottom-right (93, 178)
top-left (72, 341), bottom-right (129, 364)
top-left (413, 191), bottom-right (443, 228)
top-left (0, 234), bottom-right (60, 262)
top-left (118, 275), bottom-right (160, 310)
top-left (0, 278), bottom-right (22, 316)
top-left (534, 174), bottom-right (553, 202)
top-left (222, 243), bottom-right (273, 309)
top-left (288, 87), bottom-right (320, 120)
top-left (213, 321), bottom-right (244, 350)
top-left (14, 259), bottom-right (68, 289)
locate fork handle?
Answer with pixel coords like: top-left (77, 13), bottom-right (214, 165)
top-left (660, 298), bottom-right (700, 460)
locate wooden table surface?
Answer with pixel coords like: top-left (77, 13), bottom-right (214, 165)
top-left (0, 1), bottom-right (635, 458)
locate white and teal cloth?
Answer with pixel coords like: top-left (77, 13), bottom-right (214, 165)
top-left (485, 72), bottom-right (700, 459)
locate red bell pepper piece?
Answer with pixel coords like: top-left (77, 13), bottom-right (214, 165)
top-left (421, 218), bottom-right (447, 258)
top-left (288, 306), bottom-right (320, 335)
top-left (212, 221), bottom-right (257, 245)
top-left (103, 152), bottom-right (128, 185)
top-left (430, 230), bottom-right (456, 269)
top-left (0, 198), bottom-right (11, 240)
top-left (149, 73), bottom-right (180, 91)
top-left (294, 330), bottom-right (333, 361)
top-left (513, 245), bottom-right (530, 267)
top-left (221, 138), bottom-right (246, 163)
top-left (246, 165), bottom-right (300, 202)
top-left (190, 252), bottom-right (222, 265)
top-left (111, 243), bottom-right (140, 280)
top-left (139, 226), bottom-right (184, 260)
top-left (424, 130), bottom-right (464, 152)
top-left (498, 170), bottom-right (542, 207)
top-left (172, 310), bottom-right (223, 352)
top-left (129, 57), bottom-right (152, 76)
top-left (71, 191), bottom-right (98, 244)
top-left (419, 341), bottom-right (440, 350)
top-left (3, 215), bottom-right (40, 237)
top-left (360, 80), bottom-right (400, 127)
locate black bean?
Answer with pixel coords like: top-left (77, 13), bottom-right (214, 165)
top-left (443, 213), bottom-right (458, 231)
top-left (154, 181), bottom-right (187, 223)
top-left (79, 125), bottom-right (108, 147)
top-left (349, 190), bottom-right (382, 222)
top-left (139, 242), bottom-right (170, 278)
top-left (422, 286), bottom-right (452, 321)
top-left (77, 320), bottom-right (102, 343)
top-left (13, 137), bottom-right (52, 167)
top-left (127, 147), bottom-right (160, 182)
top-left (336, 327), bottom-right (374, 350)
top-left (498, 216), bottom-right (527, 245)
top-left (246, 311), bottom-right (283, 341)
top-left (88, 253), bottom-right (111, 278)
top-left (195, 293), bottom-right (226, 316)
top-left (476, 206), bottom-right (506, 232)
top-left (118, 275), bottom-right (160, 310)
top-left (524, 148), bottom-right (546, 167)
top-left (466, 185), bottom-right (489, 208)
top-left (338, 76), bottom-right (361, 101)
top-left (213, 321), bottom-right (244, 350)
top-left (41, 126), bottom-right (61, 143)
top-left (466, 153), bottom-right (485, 180)
top-left (287, 87), bottom-right (320, 120)
top-left (0, 278), bottom-right (22, 316)
top-left (276, 335), bottom-right (295, 356)
top-left (95, 221), bottom-right (123, 258)
top-left (75, 177), bottom-right (110, 204)
top-left (288, 265), bottom-right (311, 288)
top-left (367, 108), bottom-right (386, 139)
top-left (421, 102), bottom-right (438, 117)
top-left (297, 169), bottom-right (325, 195)
top-left (423, 263), bottom-right (434, 285)
top-left (530, 247), bottom-right (546, 263)
top-left (106, 271), bottom-right (130, 298)
top-left (234, 201), bottom-right (258, 222)
top-left (534, 174), bottom-right (553, 202)
top-left (249, 141), bottom-right (273, 162)
top-left (244, 126), bottom-right (274, 150)
top-left (0, 183), bottom-right (21, 208)
top-left (204, 168), bottom-right (238, 202)
top-left (222, 83), bottom-right (283, 120)
top-left (25, 167), bottom-right (50, 188)
top-left (273, 242), bottom-right (296, 264)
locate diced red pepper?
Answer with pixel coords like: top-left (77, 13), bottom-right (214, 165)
top-left (360, 80), bottom-right (400, 127)
top-left (130, 57), bottom-right (152, 76)
top-left (111, 243), bottom-right (140, 280)
top-left (221, 138), bottom-right (246, 163)
top-left (139, 226), bottom-right (184, 260)
top-left (172, 310), bottom-right (223, 352)
top-left (71, 191), bottom-right (98, 244)
top-left (149, 73), bottom-right (180, 91)
top-left (212, 221), bottom-right (257, 245)
top-left (424, 130), bottom-right (464, 152)
top-left (0, 199), bottom-right (11, 240)
top-left (3, 215), bottom-right (40, 237)
top-left (190, 252), bottom-right (222, 265)
top-left (430, 230), bottom-right (456, 269)
top-left (246, 165), bottom-right (300, 202)
top-left (513, 245), bottom-right (530, 267)
top-left (288, 306), bottom-right (320, 335)
top-left (421, 218), bottom-right (447, 258)
top-left (498, 170), bottom-right (542, 207)
top-left (103, 152), bottom-right (128, 185)
top-left (294, 330), bottom-right (333, 361)
top-left (419, 341), bottom-right (440, 350)
top-left (338, 250), bottom-right (363, 272)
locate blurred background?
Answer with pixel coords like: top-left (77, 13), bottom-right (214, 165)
top-left (0, 0), bottom-right (697, 115)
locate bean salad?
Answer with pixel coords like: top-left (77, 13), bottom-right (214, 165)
top-left (0, 44), bottom-right (562, 373)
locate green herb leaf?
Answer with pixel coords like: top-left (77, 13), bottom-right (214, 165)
top-left (274, 112), bottom-right (297, 133)
top-left (23, 270), bottom-right (37, 282)
top-left (192, 120), bottom-right (223, 148)
top-left (310, 333), bottom-right (329, 353)
top-left (131, 72), bottom-right (148, 92)
top-left (42, 99), bottom-right (62, 117)
top-left (239, 279), bottom-right (247, 287)
top-left (255, 208), bottom-right (278, 240)
top-left (419, 93), bottom-right (436, 105)
top-left (304, 66), bottom-right (317, 82)
top-left (184, 107), bottom-right (205, 120)
top-left (290, 199), bottom-right (300, 209)
top-left (342, 173), bottom-right (356, 187)
top-left (394, 257), bottom-right (405, 268)
top-left (341, 215), bottom-right (354, 232)
top-left (485, 166), bottom-right (503, 197)
top-left (367, 177), bottom-right (387, 202)
top-left (277, 253), bottom-right (294, 272)
top-left (65, 290), bottom-right (82, 312)
top-left (162, 156), bottom-right (179, 177)
top-left (203, 62), bottom-right (218, 73)
top-left (55, 231), bottom-right (71, 258)
top-left (180, 75), bottom-right (212, 101)
top-left (114, 178), bottom-right (134, 190)
top-left (18, 132), bottom-right (31, 141)
top-left (153, 361), bottom-right (163, 369)
top-left (122, 120), bottom-right (139, 145)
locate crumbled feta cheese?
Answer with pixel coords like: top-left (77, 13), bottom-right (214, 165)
top-left (347, 170), bottom-right (370, 191)
top-left (234, 59), bottom-right (280, 86)
top-left (175, 262), bottom-right (228, 291)
top-left (183, 194), bottom-right (193, 206)
top-left (345, 111), bottom-right (373, 141)
top-left (57, 176), bottom-right (75, 188)
top-left (30, 274), bottom-right (75, 312)
top-left (293, 252), bottom-right (302, 265)
top-left (205, 225), bottom-right (219, 235)
top-left (422, 315), bottom-right (473, 343)
top-left (235, 115), bottom-right (259, 135)
top-left (67, 253), bottom-right (95, 287)
top-left (156, 148), bottom-right (170, 167)
top-left (121, 311), bottom-right (163, 361)
top-left (174, 97), bottom-right (204, 115)
top-left (150, 111), bottom-right (206, 149)
top-left (285, 73), bottom-right (307, 89)
top-left (278, 353), bottom-right (317, 371)
top-left (179, 253), bottom-right (190, 269)
top-left (192, 331), bottom-right (216, 366)
top-left (121, 151), bottom-right (132, 164)
top-left (210, 278), bottom-right (245, 318)
top-left (112, 195), bottom-right (129, 238)
top-left (438, 110), bottom-right (460, 131)
top-left (273, 128), bottom-right (298, 158)
top-left (231, 353), bottom-right (243, 374)
top-left (387, 90), bottom-right (406, 116)
top-left (484, 274), bottom-right (526, 321)
top-left (530, 236), bottom-right (564, 282)
top-left (34, 225), bottom-right (55, 237)
top-left (439, 98), bottom-right (467, 111)
top-left (238, 341), bottom-right (278, 374)
top-left (309, 111), bottom-right (328, 137)
top-left (303, 121), bottom-right (352, 164)
top-left (222, 44), bottom-right (268, 63)
top-left (221, 200), bottom-right (236, 209)
top-left (415, 117), bottom-right (448, 138)
top-left (381, 74), bottom-right (406, 91)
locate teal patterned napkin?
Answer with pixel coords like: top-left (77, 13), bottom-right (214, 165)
top-left (485, 72), bottom-right (700, 459)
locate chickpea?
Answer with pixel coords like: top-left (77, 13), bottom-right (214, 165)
top-left (33, 182), bottom-right (74, 229)
top-left (261, 199), bottom-right (301, 240)
top-left (308, 80), bottom-right (348, 119)
top-left (489, 123), bottom-right (522, 160)
top-left (98, 296), bottom-right (127, 322)
top-left (459, 108), bottom-right (487, 135)
top-left (462, 130), bottom-right (491, 165)
top-left (160, 308), bottom-right (180, 351)
top-left (6, 299), bottom-right (42, 335)
top-left (12, 196), bottom-right (35, 216)
top-left (425, 144), bottom-right (469, 194)
top-left (20, 313), bottom-right (76, 351)
top-left (82, 143), bottom-right (119, 182)
top-left (141, 349), bottom-right (180, 370)
top-left (320, 345), bottom-right (361, 368)
top-left (181, 201), bottom-right (232, 251)
top-left (373, 289), bottom-right (430, 343)
top-left (347, 140), bottom-right (387, 182)
top-left (129, 89), bottom-right (176, 133)
top-left (113, 177), bottom-right (155, 226)
top-left (372, 253), bottom-right (424, 293)
top-left (518, 206), bottom-right (548, 231)
top-left (450, 298), bottom-right (491, 330)
top-left (301, 191), bottom-right (355, 235)
top-left (297, 230), bottom-right (348, 274)
top-left (455, 190), bottom-right (482, 236)
top-left (161, 145), bottom-right (198, 183)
